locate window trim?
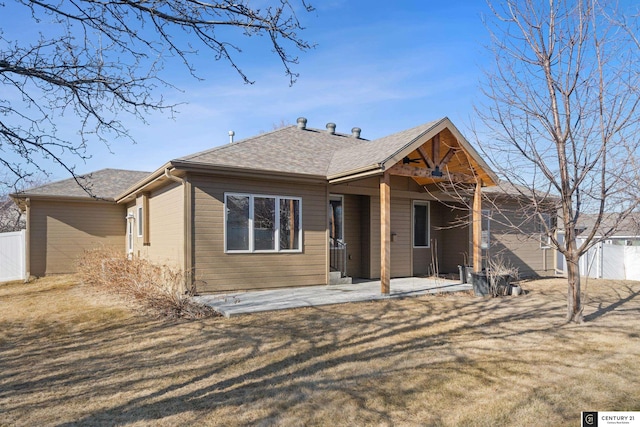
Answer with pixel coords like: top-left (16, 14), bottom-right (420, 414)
top-left (224, 192), bottom-right (302, 254)
top-left (412, 200), bottom-right (431, 248)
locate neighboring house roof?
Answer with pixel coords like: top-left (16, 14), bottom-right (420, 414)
top-left (483, 181), bottom-right (561, 202)
top-left (575, 213), bottom-right (640, 238)
top-left (11, 168), bottom-right (150, 201)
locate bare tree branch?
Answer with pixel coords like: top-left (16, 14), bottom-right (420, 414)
top-left (0, 0), bottom-right (315, 194)
top-left (477, 0), bottom-right (640, 323)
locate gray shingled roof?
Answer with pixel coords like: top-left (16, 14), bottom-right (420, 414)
top-left (328, 120), bottom-right (441, 177)
top-left (176, 119), bottom-right (445, 179)
top-left (177, 125), bottom-right (366, 176)
top-left (14, 168), bottom-right (151, 200)
top-left (576, 213), bottom-right (640, 237)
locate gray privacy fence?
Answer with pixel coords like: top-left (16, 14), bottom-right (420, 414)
top-left (557, 234), bottom-right (640, 281)
top-left (0, 230), bottom-right (26, 282)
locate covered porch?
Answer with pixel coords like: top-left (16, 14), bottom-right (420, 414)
top-left (327, 118), bottom-right (498, 294)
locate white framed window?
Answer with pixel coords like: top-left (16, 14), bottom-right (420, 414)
top-left (137, 206), bottom-right (143, 237)
top-left (413, 201), bottom-right (430, 248)
top-left (225, 193), bottom-right (302, 253)
top-left (536, 212), bottom-right (552, 248)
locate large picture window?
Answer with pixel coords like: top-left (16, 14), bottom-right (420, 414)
top-left (413, 201), bottom-right (430, 248)
top-left (225, 193), bottom-right (302, 253)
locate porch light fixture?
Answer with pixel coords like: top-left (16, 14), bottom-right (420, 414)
top-left (403, 156), bottom-right (420, 164)
top-left (431, 165), bottom-right (443, 177)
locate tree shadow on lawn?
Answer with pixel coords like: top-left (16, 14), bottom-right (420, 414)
top-left (52, 299), bottom-right (575, 424)
top-left (3, 283), bottom-right (638, 426)
top-left (583, 283), bottom-right (640, 323)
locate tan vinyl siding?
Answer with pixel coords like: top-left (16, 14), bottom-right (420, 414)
top-left (488, 204), bottom-right (555, 277)
top-left (368, 194), bottom-right (381, 279)
top-left (360, 196), bottom-right (371, 278)
top-left (191, 174), bottom-right (327, 292)
top-left (429, 203), bottom-right (469, 275)
top-left (29, 200), bottom-right (126, 276)
top-left (131, 183), bottom-right (184, 269)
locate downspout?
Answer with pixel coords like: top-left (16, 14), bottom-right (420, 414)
top-left (164, 168), bottom-right (193, 293)
top-left (24, 198), bottom-right (30, 282)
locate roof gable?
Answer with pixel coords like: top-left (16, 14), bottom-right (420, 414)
top-left (328, 117), bottom-right (497, 186)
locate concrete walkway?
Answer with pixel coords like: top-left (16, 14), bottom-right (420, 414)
top-left (194, 277), bottom-right (472, 317)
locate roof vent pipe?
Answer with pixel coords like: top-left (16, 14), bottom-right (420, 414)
top-left (326, 122), bottom-right (336, 135)
top-left (297, 117), bottom-right (307, 130)
top-left (228, 130), bottom-right (235, 144)
top-left (351, 127), bottom-right (361, 138)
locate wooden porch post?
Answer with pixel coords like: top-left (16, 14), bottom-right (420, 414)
top-left (380, 172), bottom-right (391, 294)
top-left (472, 180), bottom-right (483, 272)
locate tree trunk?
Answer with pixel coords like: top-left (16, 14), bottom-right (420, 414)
top-left (565, 250), bottom-right (583, 323)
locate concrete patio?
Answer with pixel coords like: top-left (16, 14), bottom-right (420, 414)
top-left (194, 277), bottom-right (472, 317)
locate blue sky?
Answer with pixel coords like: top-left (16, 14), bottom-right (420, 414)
top-left (6, 1), bottom-right (495, 180)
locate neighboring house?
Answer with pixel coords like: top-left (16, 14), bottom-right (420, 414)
top-left (11, 117), bottom-right (557, 292)
top-left (575, 213), bottom-right (640, 246)
top-left (555, 213), bottom-right (640, 280)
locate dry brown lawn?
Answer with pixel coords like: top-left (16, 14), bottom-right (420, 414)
top-left (0, 275), bottom-right (639, 426)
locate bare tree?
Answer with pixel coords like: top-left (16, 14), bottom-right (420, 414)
top-left (0, 174), bottom-right (47, 232)
top-left (477, 0), bottom-right (640, 322)
top-left (0, 195), bottom-right (24, 232)
top-left (0, 0), bottom-right (314, 193)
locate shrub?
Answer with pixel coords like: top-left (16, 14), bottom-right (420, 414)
top-left (77, 247), bottom-right (219, 319)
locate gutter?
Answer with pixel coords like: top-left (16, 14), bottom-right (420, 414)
top-left (115, 162), bottom-right (173, 203)
top-left (170, 160), bottom-right (328, 184)
top-left (327, 164), bottom-right (383, 184)
top-left (10, 193), bottom-right (116, 205)
top-left (164, 168), bottom-right (193, 294)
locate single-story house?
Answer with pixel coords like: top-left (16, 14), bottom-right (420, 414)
top-left (11, 117), bottom-right (556, 292)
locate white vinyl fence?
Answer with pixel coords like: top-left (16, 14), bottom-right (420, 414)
top-left (0, 230), bottom-right (26, 282)
top-left (557, 235), bottom-right (640, 281)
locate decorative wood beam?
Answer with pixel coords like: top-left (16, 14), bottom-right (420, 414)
top-left (438, 148), bottom-right (457, 168)
top-left (380, 172), bottom-right (391, 294)
top-left (416, 146), bottom-right (436, 169)
top-left (388, 163), bottom-right (475, 183)
top-left (472, 180), bottom-right (483, 273)
top-left (432, 134), bottom-right (440, 165)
